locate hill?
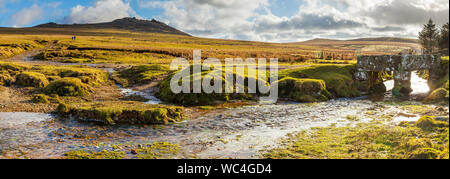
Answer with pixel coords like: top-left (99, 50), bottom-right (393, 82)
top-left (300, 37), bottom-right (418, 44)
top-left (295, 37), bottom-right (420, 55)
top-left (349, 37), bottom-right (418, 43)
top-left (32, 17), bottom-right (190, 36)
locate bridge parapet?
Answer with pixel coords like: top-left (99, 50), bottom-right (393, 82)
top-left (356, 55), bottom-right (441, 72)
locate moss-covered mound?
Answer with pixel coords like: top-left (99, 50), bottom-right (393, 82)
top-left (32, 65), bottom-right (108, 86)
top-left (156, 65), bottom-right (263, 106)
top-left (0, 71), bottom-right (14, 86)
top-left (31, 94), bottom-right (61, 104)
top-left (279, 65), bottom-right (361, 98)
top-left (116, 65), bottom-right (170, 87)
top-left (31, 94), bottom-right (50, 104)
top-left (276, 77), bottom-right (332, 102)
top-left (0, 42), bottom-right (43, 59)
top-left (0, 61), bottom-right (29, 72)
top-left (15, 72), bottom-right (49, 88)
top-left (1, 61), bottom-right (107, 86)
top-left (415, 116), bottom-right (449, 131)
top-left (58, 101), bottom-right (183, 125)
top-left (424, 88), bottom-right (449, 104)
top-left (46, 77), bottom-right (92, 96)
top-left (35, 49), bottom-right (95, 61)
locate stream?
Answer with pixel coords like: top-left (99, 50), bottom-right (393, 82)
top-left (1, 97), bottom-right (446, 158)
top-left (0, 55), bottom-right (447, 158)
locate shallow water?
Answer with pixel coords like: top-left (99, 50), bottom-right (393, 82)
top-left (0, 112), bottom-right (53, 127)
top-left (384, 72), bottom-right (430, 95)
top-left (2, 98), bottom-right (443, 159)
top-left (117, 85), bottom-right (162, 104)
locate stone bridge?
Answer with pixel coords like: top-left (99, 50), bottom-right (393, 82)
top-left (354, 55), bottom-right (442, 97)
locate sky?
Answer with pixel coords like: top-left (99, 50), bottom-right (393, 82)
top-left (0, 0), bottom-right (449, 42)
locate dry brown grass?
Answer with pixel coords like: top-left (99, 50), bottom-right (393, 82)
top-left (0, 27), bottom-right (419, 64)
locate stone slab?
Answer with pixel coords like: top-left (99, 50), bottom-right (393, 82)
top-left (356, 55), bottom-right (441, 72)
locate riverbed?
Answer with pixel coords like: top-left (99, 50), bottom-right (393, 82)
top-left (1, 97), bottom-right (447, 159)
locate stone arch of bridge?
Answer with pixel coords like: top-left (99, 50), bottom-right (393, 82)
top-left (354, 55), bottom-right (441, 97)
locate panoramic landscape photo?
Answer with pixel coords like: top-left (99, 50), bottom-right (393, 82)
top-left (0, 0), bottom-right (449, 159)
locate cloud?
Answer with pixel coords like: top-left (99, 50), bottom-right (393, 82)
top-left (363, 0), bottom-right (449, 25)
top-left (63, 0), bottom-right (137, 24)
top-left (142, 0), bottom-right (374, 42)
top-left (0, 0), bottom-right (19, 14)
top-left (8, 4), bottom-right (43, 27)
top-left (140, 0), bottom-right (268, 36)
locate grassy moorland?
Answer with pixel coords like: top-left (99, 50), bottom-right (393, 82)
top-left (0, 22), bottom-right (448, 159)
top-left (264, 116), bottom-right (448, 159)
top-left (0, 26), bottom-right (420, 64)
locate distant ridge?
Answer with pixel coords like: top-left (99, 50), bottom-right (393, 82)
top-left (34, 17), bottom-right (190, 36)
top-left (349, 37), bottom-right (418, 43)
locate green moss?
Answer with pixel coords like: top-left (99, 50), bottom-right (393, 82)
top-left (346, 115), bottom-right (359, 121)
top-left (15, 72), bottom-right (49, 88)
top-left (31, 94), bottom-right (50, 104)
top-left (134, 142), bottom-right (180, 159)
top-left (401, 105), bottom-right (436, 115)
top-left (120, 95), bottom-right (149, 102)
top-left (423, 88), bottom-right (449, 104)
top-left (35, 49), bottom-right (175, 64)
top-left (264, 119), bottom-right (449, 159)
top-left (65, 150), bottom-right (125, 159)
top-left (1, 61), bottom-right (107, 86)
top-left (156, 65), bottom-right (262, 106)
top-left (198, 106), bottom-right (216, 110)
top-left (45, 77), bottom-right (92, 96)
top-left (117, 64), bottom-right (170, 87)
top-left (0, 71), bottom-right (14, 86)
top-left (56, 103), bottom-right (70, 114)
top-left (0, 61), bottom-right (29, 72)
top-left (63, 142), bottom-right (179, 159)
top-left (0, 42), bottom-right (42, 59)
top-left (276, 77), bottom-right (332, 102)
top-left (32, 65), bottom-right (108, 86)
top-left (46, 75), bottom-right (61, 82)
top-left (279, 65), bottom-right (361, 98)
top-left (60, 101), bottom-right (183, 125)
top-left (415, 116), bottom-right (449, 131)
